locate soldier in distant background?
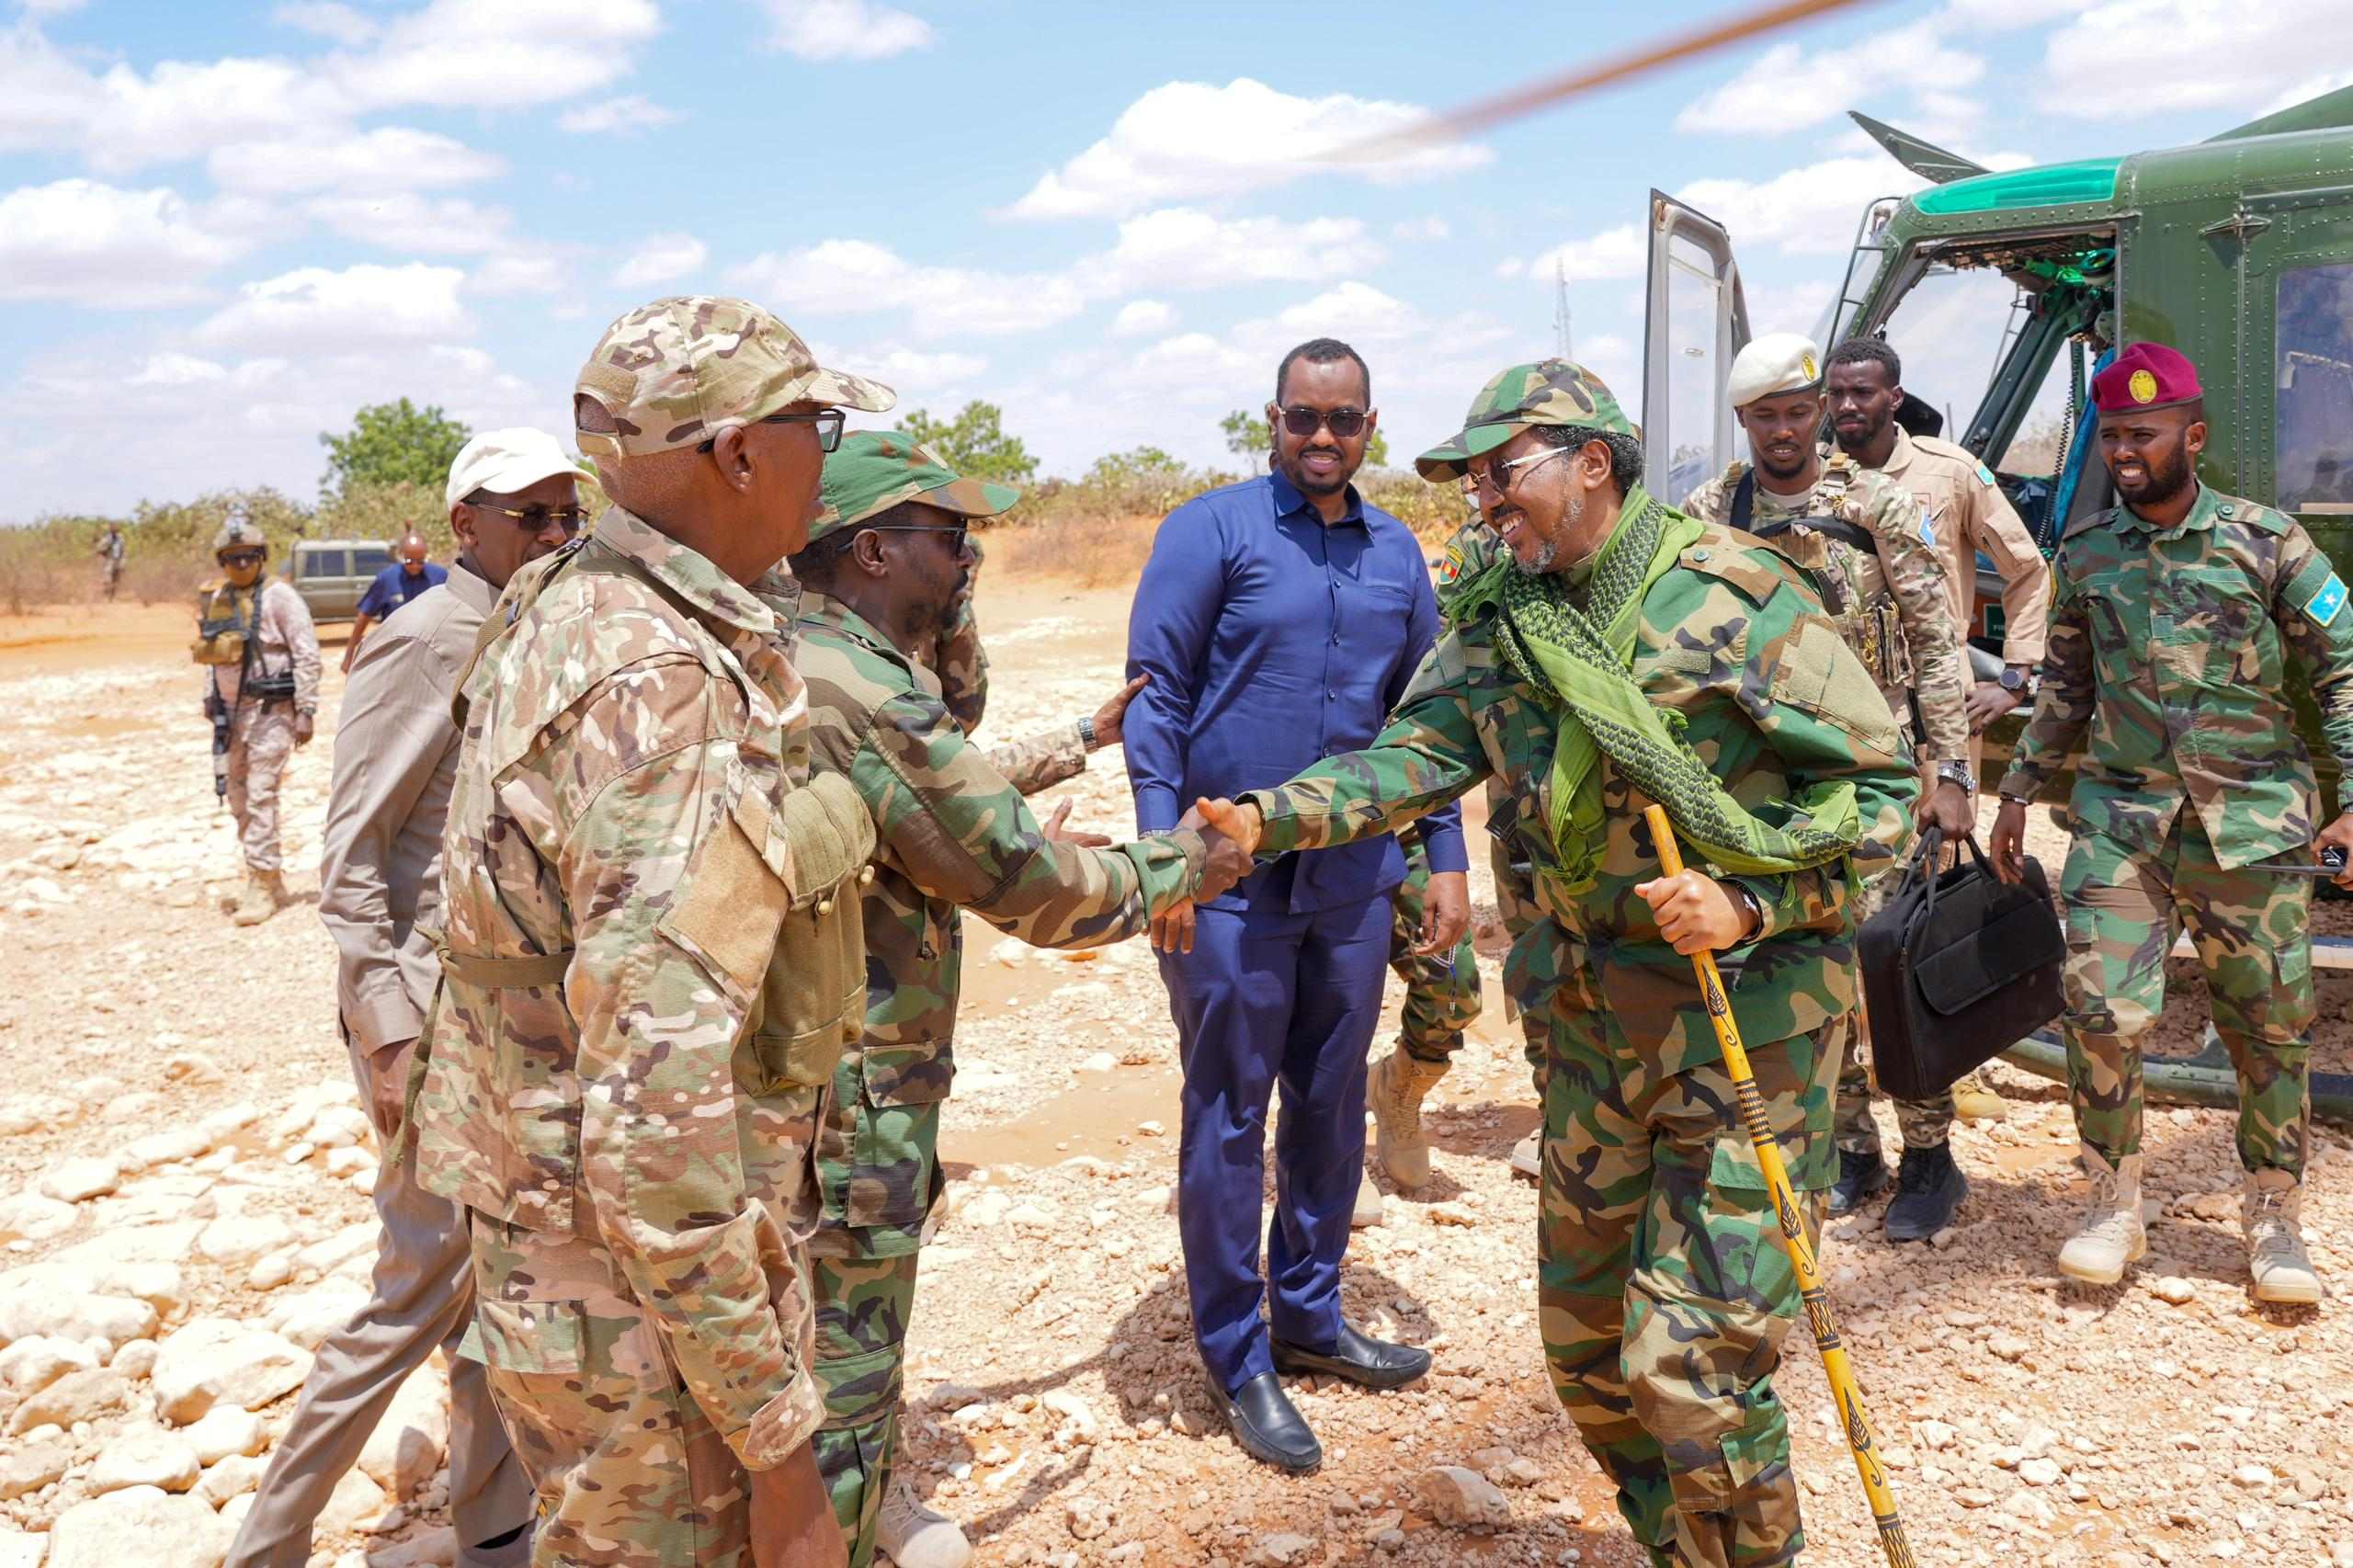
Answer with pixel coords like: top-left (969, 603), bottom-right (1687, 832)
top-left (787, 430), bottom-right (1248, 1566)
top-left (96, 522), bottom-right (125, 601)
top-left (1682, 332), bottom-right (1969, 1221)
top-left (192, 510), bottom-right (320, 926)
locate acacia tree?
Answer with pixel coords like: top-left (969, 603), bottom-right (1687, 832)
top-left (900, 402), bottom-right (1038, 483)
top-left (319, 399), bottom-right (471, 498)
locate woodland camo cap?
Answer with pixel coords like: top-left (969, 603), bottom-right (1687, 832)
top-left (574, 295), bottom-right (895, 460)
top-left (810, 430), bottom-right (1021, 545)
top-left (1415, 359), bottom-right (1638, 482)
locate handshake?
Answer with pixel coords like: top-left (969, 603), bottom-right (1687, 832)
top-left (1150, 797), bottom-right (1265, 954)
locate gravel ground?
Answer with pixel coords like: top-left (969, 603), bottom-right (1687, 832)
top-left (0, 585), bottom-right (2347, 1568)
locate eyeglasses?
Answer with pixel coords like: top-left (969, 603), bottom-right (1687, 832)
top-left (868, 521), bottom-right (972, 551)
top-left (471, 503), bottom-right (590, 536)
top-left (1279, 405), bottom-right (1370, 439)
top-left (1470, 446), bottom-right (1567, 494)
top-left (218, 550), bottom-right (265, 567)
top-left (698, 408), bottom-right (846, 455)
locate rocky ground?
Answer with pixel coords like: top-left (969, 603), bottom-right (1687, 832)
top-left (0, 583), bottom-right (2347, 1568)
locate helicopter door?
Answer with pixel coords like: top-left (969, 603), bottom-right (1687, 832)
top-left (1643, 190), bottom-right (1754, 506)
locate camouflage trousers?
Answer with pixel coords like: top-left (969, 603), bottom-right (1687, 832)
top-left (463, 1212), bottom-right (820, 1568)
top-left (2061, 813), bottom-right (2313, 1177)
top-left (811, 1251), bottom-right (919, 1568)
top-left (1834, 869), bottom-right (1957, 1153)
top-left (226, 702), bottom-right (296, 873)
top-left (1539, 950), bottom-right (1837, 1568)
top-left (1390, 826), bottom-right (1482, 1064)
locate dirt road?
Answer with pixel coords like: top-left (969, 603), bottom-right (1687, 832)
top-left (0, 581), bottom-right (2347, 1568)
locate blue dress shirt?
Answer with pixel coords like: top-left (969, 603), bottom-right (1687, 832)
top-left (1124, 470), bottom-right (1466, 914)
top-left (357, 562), bottom-right (449, 621)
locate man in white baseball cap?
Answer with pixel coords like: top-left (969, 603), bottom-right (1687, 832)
top-left (231, 426), bottom-right (588, 1568)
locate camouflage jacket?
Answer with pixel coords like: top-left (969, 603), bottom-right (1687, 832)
top-left (795, 592), bottom-right (1207, 1249)
top-left (415, 507), bottom-right (875, 1471)
top-left (2000, 483), bottom-right (2353, 867)
top-left (1242, 517), bottom-right (1916, 1075)
top-left (1683, 453), bottom-right (1969, 766)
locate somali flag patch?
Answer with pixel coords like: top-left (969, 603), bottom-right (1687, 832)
top-left (1919, 504), bottom-right (1938, 550)
top-left (2305, 572), bottom-right (2348, 628)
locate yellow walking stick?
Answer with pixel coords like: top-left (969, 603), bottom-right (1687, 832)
top-left (1643, 805), bottom-right (1917, 1568)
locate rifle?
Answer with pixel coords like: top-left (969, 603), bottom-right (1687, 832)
top-left (206, 683), bottom-right (231, 801)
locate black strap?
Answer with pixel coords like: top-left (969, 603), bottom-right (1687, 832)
top-left (1730, 469), bottom-right (1880, 553)
top-left (1731, 469), bottom-right (1756, 533)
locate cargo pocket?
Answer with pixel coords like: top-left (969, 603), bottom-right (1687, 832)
top-left (484, 982), bottom-right (585, 1231)
top-left (748, 773), bottom-right (875, 1094)
top-left (843, 1040), bottom-right (954, 1233)
top-left (1771, 612), bottom-right (1899, 755)
top-left (474, 1297), bottom-right (586, 1376)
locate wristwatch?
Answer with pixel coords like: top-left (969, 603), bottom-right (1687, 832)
top-left (1077, 716), bottom-right (1097, 751)
top-left (1998, 665), bottom-right (2029, 693)
top-left (1936, 759), bottom-right (1976, 793)
top-left (1729, 883), bottom-right (1765, 943)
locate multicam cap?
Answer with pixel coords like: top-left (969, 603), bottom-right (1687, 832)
top-left (574, 295), bottom-right (895, 460)
top-left (809, 430), bottom-right (1021, 545)
top-left (210, 517), bottom-right (267, 555)
top-left (1415, 359), bottom-right (1636, 482)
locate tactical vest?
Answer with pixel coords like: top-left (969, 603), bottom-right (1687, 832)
top-left (416, 538), bottom-right (874, 1233)
top-left (191, 580), bottom-right (256, 666)
top-left (1731, 460), bottom-right (1914, 688)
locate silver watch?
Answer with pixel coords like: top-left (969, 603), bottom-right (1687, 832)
top-left (1936, 760), bottom-right (1976, 793)
top-left (1077, 716), bottom-right (1097, 751)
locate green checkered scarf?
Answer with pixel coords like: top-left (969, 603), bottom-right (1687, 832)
top-left (1466, 486), bottom-right (1864, 891)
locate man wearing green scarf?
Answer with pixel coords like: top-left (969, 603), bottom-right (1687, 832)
top-left (1194, 362), bottom-right (1917, 1568)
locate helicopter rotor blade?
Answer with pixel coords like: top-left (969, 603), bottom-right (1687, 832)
top-left (1328, 0), bottom-right (1879, 162)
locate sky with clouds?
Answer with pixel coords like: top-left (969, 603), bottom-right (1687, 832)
top-left (5, 0), bottom-right (2350, 517)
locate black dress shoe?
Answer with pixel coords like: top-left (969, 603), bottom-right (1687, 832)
top-left (1828, 1147), bottom-right (1891, 1217)
top-left (1883, 1142), bottom-right (1969, 1241)
top-left (1269, 1322), bottom-right (1433, 1391)
top-left (1214, 1371), bottom-right (1321, 1472)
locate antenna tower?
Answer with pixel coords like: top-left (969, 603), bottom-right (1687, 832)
top-left (1552, 256), bottom-right (1574, 361)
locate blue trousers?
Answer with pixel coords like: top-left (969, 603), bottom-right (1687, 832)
top-left (1160, 892), bottom-right (1392, 1395)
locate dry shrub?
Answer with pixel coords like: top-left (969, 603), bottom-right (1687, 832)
top-left (995, 512), bottom-right (1158, 587)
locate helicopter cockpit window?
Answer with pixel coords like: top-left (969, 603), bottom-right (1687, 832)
top-left (1870, 268), bottom-right (2074, 475)
top-left (2277, 263), bottom-right (2353, 517)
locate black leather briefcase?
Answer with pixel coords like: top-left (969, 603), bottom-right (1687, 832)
top-left (1858, 828), bottom-right (2065, 1101)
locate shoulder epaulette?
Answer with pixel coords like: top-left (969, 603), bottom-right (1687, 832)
top-left (1674, 527), bottom-right (1798, 605)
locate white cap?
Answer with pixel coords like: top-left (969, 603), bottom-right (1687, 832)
top-left (445, 427), bottom-right (585, 509)
top-left (1727, 332), bottom-right (1824, 409)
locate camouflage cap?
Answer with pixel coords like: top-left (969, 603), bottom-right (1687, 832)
top-left (809, 430), bottom-right (1020, 545)
top-left (211, 517), bottom-right (267, 555)
top-left (1415, 359), bottom-right (1637, 482)
top-left (574, 295), bottom-right (895, 460)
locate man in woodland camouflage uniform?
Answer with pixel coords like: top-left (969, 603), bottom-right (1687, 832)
top-left (1994, 343), bottom-right (2350, 1304)
top-left (1681, 332), bottom-right (1975, 1222)
top-left (1196, 361), bottom-right (1915, 1567)
top-left (790, 431), bottom-right (1251, 1567)
top-left (413, 296), bottom-right (893, 1568)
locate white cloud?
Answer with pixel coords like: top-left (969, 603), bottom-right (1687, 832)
top-left (759, 0), bottom-right (934, 60)
top-left (0, 178), bottom-right (243, 305)
top-left (1003, 78), bottom-right (1490, 221)
top-left (1934, 0), bottom-right (2090, 28)
top-left (17, 0), bottom-right (88, 14)
top-left (469, 255), bottom-right (569, 296)
top-left (613, 232), bottom-right (709, 288)
top-left (208, 126), bottom-right (505, 197)
top-left (1494, 257), bottom-right (1525, 279)
top-left (732, 240), bottom-right (1086, 336)
top-left (1392, 216), bottom-right (1449, 243)
top-left (327, 0), bottom-right (662, 109)
top-left (558, 94), bottom-right (678, 133)
top-left (1111, 300), bottom-right (1176, 336)
top-left (1677, 23), bottom-right (1984, 137)
top-left (195, 262), bottom-right (471, 353)
top-left (0, 30), bottom-right (344, 173)
top-left (1077, 209), bottom-right (1383, 293)
top-left (305, 193), bottom-right (514, 253)
top-left (1677, 157), bottom-right (1927, 256)
top-left (2268, 70), bottom-right (2353, 117)
top-left (2042, 1), bottom-right (2353, 119)
top-left (129, 352), bottom-right (229, 386)
top-left (813, 342), bottom-right (987, 392)
top-left (272, 2), bottom-right (378, 45)
top-left (1525, 223), bottom-right (1643, 283)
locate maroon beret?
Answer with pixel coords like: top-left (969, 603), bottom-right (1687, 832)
top-left (2093, 342), bottom-right (2202, 414)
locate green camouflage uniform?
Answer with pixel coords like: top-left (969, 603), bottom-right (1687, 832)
top-left (1245, 362), bottom-right (1915, 1566)
top-left (1683, 453), bottom-right (1968, 1154)
top-left (2001, 483), bottom-right (2353, 1178)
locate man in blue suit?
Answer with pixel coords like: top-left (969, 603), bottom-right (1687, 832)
top-left (1124, 338), bottom-right (1468, 1471)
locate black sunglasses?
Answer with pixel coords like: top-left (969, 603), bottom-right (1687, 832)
top-left (472, 502), bottom-right (590, 536)
top-left (867, 521), bottom-right (972, 551)
top-left (218, 550), bottom-right (265, 567)
top-left (699, 408), bottom-right (845, 455)
top-left (1279, 405), bottom-right (1369, 439)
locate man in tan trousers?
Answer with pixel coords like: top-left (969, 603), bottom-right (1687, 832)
top-left (229, 429), bottom-right (589, 1567)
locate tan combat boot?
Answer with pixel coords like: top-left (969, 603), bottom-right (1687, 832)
top-left (1950, 1070), bottom-right (2009, 1123)
top-left (2245, 1168), bottom-right (2322, 1305)
top-left (876, 1471), bottom-right (970, 1568)
top-left (231, 869), bottom-right (286, 926)
top-left (2057, 1145), bottom-right (2146, 1285)
top-left (1368, 1050), bottom-right (1449, 1189)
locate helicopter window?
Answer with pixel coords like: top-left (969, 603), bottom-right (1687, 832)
top-left (2277, 263), bottom-right (2353, 517)
top-left (1662, 233), bottom-right (1729, 502)
top-left (1868, 268), bottom-right (2075, 476)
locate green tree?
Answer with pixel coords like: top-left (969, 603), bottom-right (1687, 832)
top-left (319, 399), bottom-right (471, 498)
top-left (900, 401), bottom-right (1038, 483)
top-left (1220, 408), bottom-right (1389, 466)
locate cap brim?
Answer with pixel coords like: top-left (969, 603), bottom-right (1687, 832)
top-left (451, 451), bottom-right (589, 507)
top-left (922, 475), bottom-right (1022, 518)
top-left (807, 365), bottom-right (896, 415)
top-left (1414, 421), bottom-right (1526, 482)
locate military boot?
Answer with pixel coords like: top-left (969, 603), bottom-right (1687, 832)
top-left (2057, 1145), bottom-right (2145, 1285)
top-left (1352, 1170), bottom-right (1384, 1229)
top-left (876, 1472), bottom-right (970, 1568)
top-left (1508, 1130), bottom-right (1540, 1180)
top-left (2245, 1168), bottom-right (2322, 1305)
top-left (1368, 1050), bottom-right (1449, 1189)
top-left (1882, 1142), bottom-right (1968, 1242)
top-left (1828, 1148), bottom-right (1890, 1217)
top-left (231, 869), bottom-right (286, 926)
top-left (1950, 1071), bottom-right (2009, 1123)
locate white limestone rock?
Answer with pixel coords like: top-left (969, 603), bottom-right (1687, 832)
top-left (45, 1485), bottom-right (231, 1568)
top-left (87, 1428), bottom-right (202, 1495)
top-left (152, 1318), bottom-right (312, 1423)
top-left (36, 1158), bottom-right (118, 1204)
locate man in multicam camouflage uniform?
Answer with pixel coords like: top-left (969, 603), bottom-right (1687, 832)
top-left (1681, 332), bottom-right (1976, 1223)
top-left (412, 296), bottom-right (894, 1568)
top-left (1993, 342), bottom-right (2352, 1304)
top-left (788, 431), bottom-right (1248, 1568)
top-left (1194, 360), bottom-right (1917, 1568)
